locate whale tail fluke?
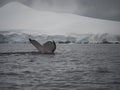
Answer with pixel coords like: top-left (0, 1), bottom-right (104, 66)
top-left (29, 38), bottom-right (56, 54)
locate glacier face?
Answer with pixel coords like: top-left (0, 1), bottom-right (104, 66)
top-left (0, 31), bottom-right (120, 44)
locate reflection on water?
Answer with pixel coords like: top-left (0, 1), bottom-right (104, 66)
top-left (0, 44), bottom-right (120, 90)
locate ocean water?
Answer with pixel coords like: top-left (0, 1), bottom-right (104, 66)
top-left (0, 44), bottom-right (120, 90)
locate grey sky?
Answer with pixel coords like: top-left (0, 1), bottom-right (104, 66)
top-left (0, 0), bottom-right (120, 21)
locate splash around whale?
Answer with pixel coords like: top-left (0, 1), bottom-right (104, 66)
top-left (29, 38), bottom-right (56, 54)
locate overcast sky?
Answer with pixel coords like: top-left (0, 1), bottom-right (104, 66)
top-left (0, 0), bottom-right (120, 21)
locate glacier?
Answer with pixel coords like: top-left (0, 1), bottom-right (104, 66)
top-left (0, 2), bottom-right (120, 44)
top-left (0, 2), bottom-right (120, 35)
top-left (0, 31), bottom-right (120, 44)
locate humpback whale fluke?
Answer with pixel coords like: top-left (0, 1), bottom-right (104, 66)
top-left (29, 38), bottom-right (56, 54)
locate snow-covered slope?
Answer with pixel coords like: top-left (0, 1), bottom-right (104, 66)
top-left (0, 2), bottom-right (120, 35)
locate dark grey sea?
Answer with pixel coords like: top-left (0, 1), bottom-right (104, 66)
top-left (0, 44), bottom-right (120, 90)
